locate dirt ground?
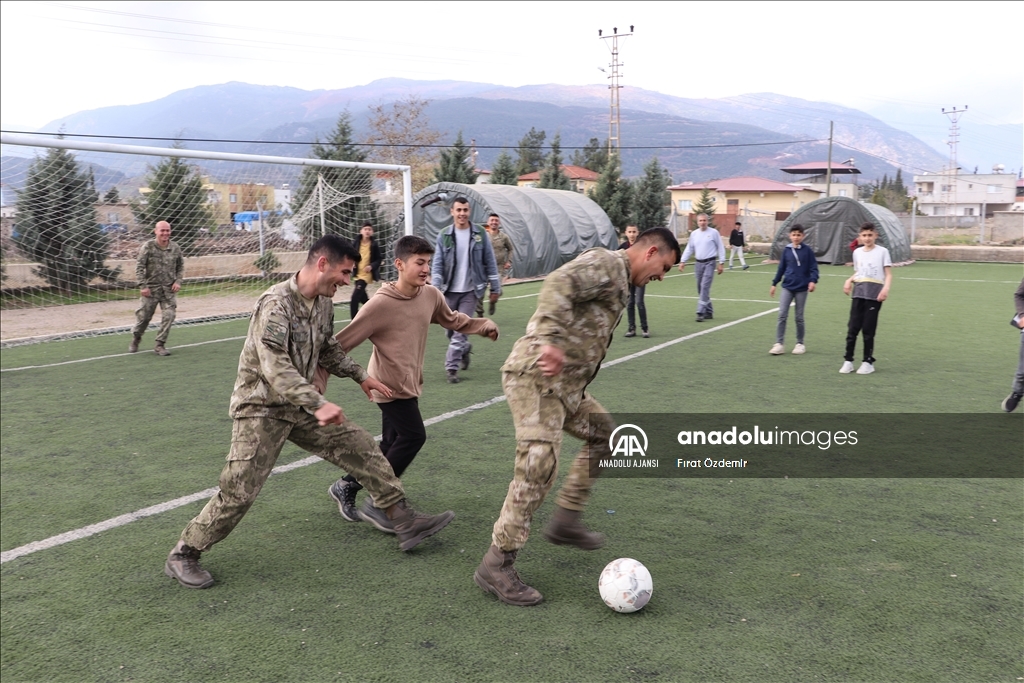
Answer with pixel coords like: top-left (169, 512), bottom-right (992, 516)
top-left (0, 283), bottom-right (370, 342)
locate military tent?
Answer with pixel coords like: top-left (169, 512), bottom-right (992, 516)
top-left (411, 182), bottom-right (618, 279)
top-left (769, 196), bottom-right (912, 265)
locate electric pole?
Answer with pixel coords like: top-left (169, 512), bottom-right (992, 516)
top-left (941, 105), bottom-right (967, 229)
top-left (598, 25), bottom-right (633, 157)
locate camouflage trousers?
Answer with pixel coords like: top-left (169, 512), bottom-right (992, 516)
top-left (133, 286), bottom-right (176, 344)
top-left (491, 371), bottom-right (615, 552)
top-left (181, 413), bottom-right (405, 551)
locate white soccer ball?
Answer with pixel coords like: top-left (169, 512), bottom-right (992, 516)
top-left (598, 557), bottom-right (653, 613)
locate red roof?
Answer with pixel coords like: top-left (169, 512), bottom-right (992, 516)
top-left (668, 177), bottom-right (816, 193)
top-left (518, 164), bottom-right (600, 182)
top-left (780, 161), bottom-right (861, 174)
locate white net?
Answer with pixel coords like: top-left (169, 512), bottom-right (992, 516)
top-left (0, 136), bottom-right (409, 344)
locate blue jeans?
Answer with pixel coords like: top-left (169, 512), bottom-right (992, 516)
top-left (444, 291), bottom-right (479, 371)
top-left (776, 288), bottom-right (808, 344)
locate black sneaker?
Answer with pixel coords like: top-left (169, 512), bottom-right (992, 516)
top-left (358, 499), bottom-right (397, 534)
top-left (461, 344), bottom-right (472, 371)
top-left (704, 313), bottom-right (713, 320)
top-left (1002, 392), bottom-right (1023, 413)
top-left (328, 480), bottom-right (361, 522)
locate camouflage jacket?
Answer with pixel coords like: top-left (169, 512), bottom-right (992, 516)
top-left (489, 230), bottom-right (514, 266)
top-left (136, 239), bottom-right (184, 287)
top-left (502, 248), bottom-right (629, 394)
top-left (229, 275), bottom-right (368, 421)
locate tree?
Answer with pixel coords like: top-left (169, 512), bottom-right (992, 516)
top-left (537, 134), bottom-right (571, 190)
top-left (103, 187), bottom-right (120, 203)
top-left (514, 127), bottom-right (546, 178)
top-left (569, 137), bottom-right (609, 174)
top-left (691, 186), bottom-right (717, 229)
top-left (489, 150), bottom-right (518, 185)
top-left (588, 153), bottom-right (633, 230)
top-left (14, 147), bottom-right (120, 291)
top-left (433, 131), bottom-right (479, 184)
top-left (365, 96), bottom-right (442, 193)
top-left (132, 146), bottom-right (215, 255)
top-left (631, 158), bottom-right (672, 230)
top-left (292, 112), bottom-right (381, 244)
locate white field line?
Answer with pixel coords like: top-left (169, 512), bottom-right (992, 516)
top-left (1, 318), bottom-right (350, 373)
top-left (647, 295), bottom-right (778, 304)
top-left (0, 312), bottom-right (772, 564)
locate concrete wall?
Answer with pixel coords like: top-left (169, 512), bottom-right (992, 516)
top-left (747, 241), bottom-right (1023, 263)
top-left (900, 212), bottom-right (1024, 244)
top-left (2, 251), bottom-right (308, 289)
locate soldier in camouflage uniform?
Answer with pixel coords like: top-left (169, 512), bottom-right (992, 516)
top-left (477, 214), bottom-right (515, 317)
top-left (164, 236), bottom-right (456, 589)
top-left (474, 228), bottom-right (681, 606)
top-left (130, 221), bottom-right (184, 356)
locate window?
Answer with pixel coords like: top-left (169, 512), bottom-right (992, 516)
top-left (967, 184), bottom-right (973, 189)
top-left (941, 185), bottom-right (951, 192)
top-left (838, 189), bottom-right (847, 197)
top-left (229, 193), bottom-right (237, 203)
top-left (988, 184), bottom-right (1002, 194)
top-left (678, 199), bottom-right (692, 212)
top-left (108, 212), bottom-right (119, 222)
top-left (964, 208), bottom-right (974, 216)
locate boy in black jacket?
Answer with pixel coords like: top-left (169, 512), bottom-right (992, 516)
top-left (351, 223), bottom-right (383, 318)
top-left (769, 224), bottom-right (818, 355)
top-left (728, 221), bottom-right (749, 270)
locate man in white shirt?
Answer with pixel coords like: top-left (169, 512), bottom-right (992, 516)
top-left (677, 214), bottom-right (726, 322)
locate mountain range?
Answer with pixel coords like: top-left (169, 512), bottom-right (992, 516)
top-left (4, 78), bottom-right (979, 186)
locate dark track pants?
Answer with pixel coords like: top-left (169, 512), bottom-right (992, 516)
top-left (343, 398), bottom-right (427, 490)
top-left (845, 297), bottom-right (883, 363)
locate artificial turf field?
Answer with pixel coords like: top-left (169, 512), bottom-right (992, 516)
top-left (1, 257), bottom-right (1022, 683)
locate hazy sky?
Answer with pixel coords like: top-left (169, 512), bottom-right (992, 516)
top-left (1, 1), bottom-right (1021, 132)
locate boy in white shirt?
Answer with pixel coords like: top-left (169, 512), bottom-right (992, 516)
top-left (840, 223), bottom-right (892, 375)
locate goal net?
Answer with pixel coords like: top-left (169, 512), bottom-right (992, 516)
top-left (0, 134), bottom-right (411, 344)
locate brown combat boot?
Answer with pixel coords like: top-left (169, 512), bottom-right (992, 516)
top-left (474, 545), bottom-right (543, 606)
top-left (128, 336), bottom-right (141, 353)
top-left (543, 506), bottom-right (605, 550)
top-left (164, 541), bottom-right (214, 589)
top-left (154, 343), bottom-right (171, 356)
top-left (385, 500), bottom-right (455, 551)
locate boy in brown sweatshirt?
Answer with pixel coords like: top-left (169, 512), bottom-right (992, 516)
top-left (318, 235), bottom-right (499, 531)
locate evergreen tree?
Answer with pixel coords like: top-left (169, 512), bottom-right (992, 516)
top-left (691, 186), bottom-right (717, 229)
top-left (632, 157), bottom-right (671, 230)
top-left (433, 131), bottom-right (479, 184)
top-left (893, 168), bottom-right (905, 195)
top-left (292, 112), bottom-right (381, 244)
top-left (489, 150), bottom-right (518, 185)
top-left (569, 137), bottom-right (609, 173)
top-left (537, 134), bottom-right (571, 191)
top-left (14, 148), bottom-right (120, 291)
top-left (103, 187), bottom-right (120, 203)
top-left (588, 153), bottom-right (633, 230)
top-left (514, 127), bottom-right (546, 178)
top-left (132, 147), bottom-right (215, 255)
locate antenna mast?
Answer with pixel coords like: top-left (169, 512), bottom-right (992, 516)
top-left (598, 25), bottom-right (633, 156)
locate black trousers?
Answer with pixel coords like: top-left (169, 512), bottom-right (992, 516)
top-left (350, 280), bottom-right (369, 319)
top-left (343, 398), bottom-right (427, 490)
top-left (627, 283), bottom-right (647, 331)
top-left (845, 298), bottom-right (884, 363)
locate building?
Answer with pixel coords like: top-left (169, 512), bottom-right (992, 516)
top-left (913, 170), bottom-right (1017, 216)
top-left (780, 161), bottom-right (860, 199)
top-left (275, 184), bottom-right (292, 210)
top-left (668, 177), bottom-right (823, 225)
top-left (95, 201), bottom-right (139, 232)
top-left (1014, 178), bottom-right (1024, 212)
top-left (474, 169), bottom-right (492, 185)
top-left (517, 165), bottom-right (600, 194)
top-left (203, 181), bottom-right (276, 225)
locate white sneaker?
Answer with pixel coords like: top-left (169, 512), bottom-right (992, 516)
top-left (792, 343), bottom-right (806, 355)
top-left (839, 361), bottom-right (855, 374)
top-left (856, 362), bottom-right (875, 375)
top-left (769, 343), bottom-right (785, 355)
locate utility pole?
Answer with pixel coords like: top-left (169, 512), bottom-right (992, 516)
top-left (825, 121), bottom-right (834, 198)
top-left (598, 25), bottom-right (633, 157)
top-left (941, 105), bottom-right (967, 229)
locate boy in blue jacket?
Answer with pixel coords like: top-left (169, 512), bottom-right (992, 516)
top-left (769, 224), bottom-right (818, 355)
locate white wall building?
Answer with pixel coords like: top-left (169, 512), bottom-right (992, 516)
top-left (914, 170), bottom-right (1016, 216)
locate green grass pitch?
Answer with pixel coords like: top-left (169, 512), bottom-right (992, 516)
top-left (1, 258), bottom-right (1021, 682)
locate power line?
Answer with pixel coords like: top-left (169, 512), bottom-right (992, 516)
top-left (0, 130), bottom-right (826, 151)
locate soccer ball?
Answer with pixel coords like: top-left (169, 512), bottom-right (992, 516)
top-left (598, 558), bottom-right (653, 613)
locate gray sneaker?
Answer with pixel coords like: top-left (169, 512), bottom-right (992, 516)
top-left (328, 480), bottom-right (362, 523)
top-left (358, 499), bottom-right (396, 534)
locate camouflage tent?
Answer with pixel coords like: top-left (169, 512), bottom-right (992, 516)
top-left (769, 196), bottom-right (912, 265)
top-left (411, 182), bottom-right (618, 279)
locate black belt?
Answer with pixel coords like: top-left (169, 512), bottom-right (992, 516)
top-left (695, 257), bottom-right (717, 263)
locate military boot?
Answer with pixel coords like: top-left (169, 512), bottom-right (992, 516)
top-left (474, 545), bottom-right (543, 606)
top-left (164, 541), bottom-right (214, 589)
top-left (154, 343), bottom-right (171, 356)
top-left (543, 506), bottom-right (605, 550)
top-left (128, 336), bottom-right (141, 353)
top-left (386, 500), bottom-right (455, 551)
